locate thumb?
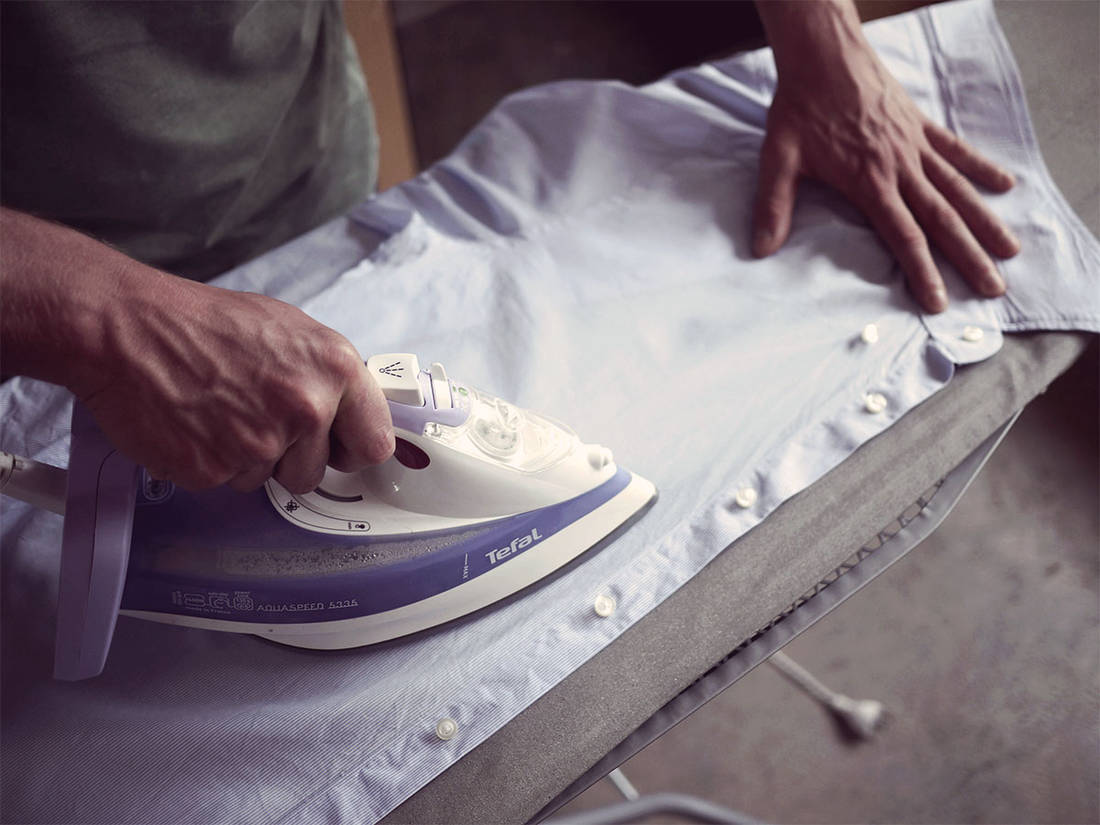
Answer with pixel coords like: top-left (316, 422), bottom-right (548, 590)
top-left (752, 128), bottom-right (801, 258)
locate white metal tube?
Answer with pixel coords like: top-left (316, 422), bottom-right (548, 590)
top-left (606, 768), bottom-right (640, 802)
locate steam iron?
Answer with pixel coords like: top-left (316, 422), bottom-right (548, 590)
top-left (13, 354), bottom-right (655, 680)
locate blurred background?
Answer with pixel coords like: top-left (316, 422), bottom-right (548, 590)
top-left (347, 1), bottom-right (1099, 821)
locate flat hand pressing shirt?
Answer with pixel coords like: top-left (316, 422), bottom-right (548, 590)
top-left (753, 0), bottom-right (1021, 312)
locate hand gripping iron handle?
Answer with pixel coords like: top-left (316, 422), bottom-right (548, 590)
top-left (54, 400), bottom-right (139, 680)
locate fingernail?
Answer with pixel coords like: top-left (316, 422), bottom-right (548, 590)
top-left (373, 426), bottom-right (395, 462)
top-left (1000, 229), bottom-right (1021, 257)
top-left (983, 270), bottom-right (1006, 297)
top-left (928, 286), bottom-right (948, 313)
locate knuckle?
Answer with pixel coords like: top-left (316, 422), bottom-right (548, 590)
top-left (319, 332), bottom-right (362, 378)
top-left (288, 390), bottom-right (331, 433)
top-left (861, 150), bottom-right (897, 184)
top-left (894, 224), bottom-right (927, 251)
top-left (925, 120), bottom-right (953, 145)
top-left (860, 169), bottom-right (896, 200)
top-left (240, 432), bottom-right (284, 466)
top-left (942, 166), bottom-right (968, 192)
top-left (927, 202), bottom-right (957, 228)
top-left (277, 465), bottom-right (325, 496)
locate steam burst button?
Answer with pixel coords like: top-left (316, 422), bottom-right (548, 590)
top-left (366, 353), bottom-right (424, 406)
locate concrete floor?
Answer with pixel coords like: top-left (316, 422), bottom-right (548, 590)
top-left (393, 2), bottom-right (1099, 821)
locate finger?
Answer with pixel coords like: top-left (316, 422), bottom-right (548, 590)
top-left (172, 463), bottom-right (236, 492)
top-left (922, 151), bottom-right (1020, 259)
top-left (228, 462), bottom-right (277, 493)
top-left (858, 184), bottom-right (948, 313)
top-left (328, 362), bottom-right (394, 471)
top-left (924, 121), bottom-right (1015, 192)
top-left (273, 429), bottom-right (330, 494)
top-left (148, 444), bottom-right (236, 491)
top-left (901, 173), bottom-right (1006, 299)
top-left (752, 129), bottom-right (801, 257)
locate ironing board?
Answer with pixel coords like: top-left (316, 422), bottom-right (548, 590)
top-left (1, 3), bottom-right (1096, 824)
top-left (377, 3), bottom-right (1097, 821)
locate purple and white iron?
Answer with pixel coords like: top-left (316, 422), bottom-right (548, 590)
top-left (1, 354), bottom-right (656, 680)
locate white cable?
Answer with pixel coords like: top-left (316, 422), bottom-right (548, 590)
top-left (768, 650), bottom-right (885, 740)
top-left (605, 768), bottom-right (641, 802)
top-left (0, 451), bottom-right (67, 515)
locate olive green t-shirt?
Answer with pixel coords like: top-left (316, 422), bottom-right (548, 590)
top-left (1, 1), bottom-right (378, 281)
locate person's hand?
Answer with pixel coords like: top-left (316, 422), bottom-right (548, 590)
top-left (1, 207), bottom-right (394, 493)
top-left (81, 274), bottom-right (395, 492)
top-left (753, 0), bottom-right (1020, 313)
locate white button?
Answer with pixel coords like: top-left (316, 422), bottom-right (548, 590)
top-left (864, 392), bottom-right (888, 414)
top-left (861, 323), bottom-right (880, 344)
top-left (961, 326), bottom-right (984, 342)
top-left (593, 594), bottom-right (616, 617)
top-left (429, 362), bottom-right (452, 409)
top-left (734, 487), bottom-right (757, 508)
top-left (435, 718), bottom-right (458, 741)
top-left (366, 353), bottom-right (424, 406)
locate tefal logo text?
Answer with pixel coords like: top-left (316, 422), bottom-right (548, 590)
top-left (485, 528), bottom-right (543, 565)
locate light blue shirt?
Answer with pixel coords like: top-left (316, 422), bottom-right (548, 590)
top-left (1, 1), bottom-right (1096, 822)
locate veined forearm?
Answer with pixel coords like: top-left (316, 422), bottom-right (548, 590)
top-left (1, 205), bottom-right (393, 491)
top-left (756, 0), bottom-right (868, 75)
top-left (0, 207), bottom-right (160, 396)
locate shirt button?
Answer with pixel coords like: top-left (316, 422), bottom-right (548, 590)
top-left (593, 594), bottom-right (617, 617)
top-left (861, 323), bottom-right (880, 344)
top-left (734, 487), bottom-right (757, 508)
top-left (864, 392), bottom-right (888, 414)
top-left (435, 718), bottom-right (458, 741)
top-left (962, 325), bottom-right (984, 342)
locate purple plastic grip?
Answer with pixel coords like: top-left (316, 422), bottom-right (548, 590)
top-left (386, 371), bottom-right (469, 434)
top-left (54, 401), bottom-right (139, 681)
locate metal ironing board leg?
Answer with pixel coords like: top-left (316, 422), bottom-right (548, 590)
top-left (766, 650), bottom-right (886, 740)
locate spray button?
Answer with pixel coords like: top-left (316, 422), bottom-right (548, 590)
top-left (366, 353), bottom-right (425, 407)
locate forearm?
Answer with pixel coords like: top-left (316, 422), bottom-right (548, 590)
top-left (1, 206), bottom-right (392, 490)
top-left (0, 207), bottom-right (171, 397)
top-left (756, 0), bottom-right (870, 76)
